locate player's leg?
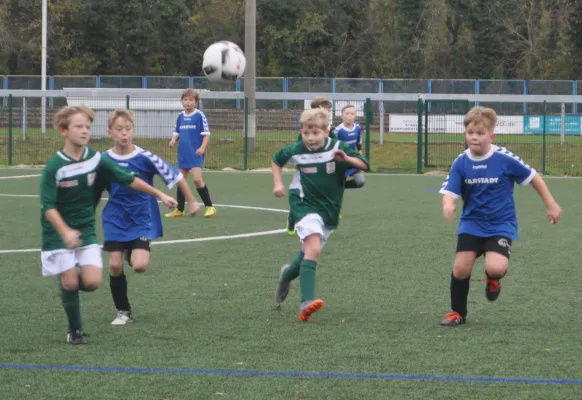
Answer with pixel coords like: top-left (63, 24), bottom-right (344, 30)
top-left (295, 214), bottom-right (331, 321)
top-left (42, 249), bottom-right (86, 344)
top-left (441, 234), bottom-right (481, 327)
top-left (286, 212), bottom-right (296, 236)
top-left (345, 169), bottom-right (365, 189)
top-left (483, 237), bottom-right (512, 302)
top-left (129, 238), bottom-right (151, 273)
top-left (192, 166), bottom-right (216, 217)
top-left (166, 168), bottom-right (190, 217)
top-left (104, 241), bottom-right (133, 325)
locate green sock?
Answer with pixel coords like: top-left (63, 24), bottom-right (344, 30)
top-left (282, 252), bottom-right (303, 281)
top-left (60, 288), bottom-right (83, 333)
top-left (299, 259), bottom-right (317, 302)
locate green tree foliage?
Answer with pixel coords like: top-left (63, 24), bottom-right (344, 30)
top-left (0, 0), bottom-right (579, 79)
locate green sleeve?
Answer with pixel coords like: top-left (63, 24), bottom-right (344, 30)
top-left (40, 165), bottom-right (58, 213)
top-left (97, 154), bottom-right (136, 186)
top-left (329, 127), bottom-right (337, 139)
top-left (339, 141), bottom-right (369, 170)
top-left (272, 144), bottom-right (295, 167)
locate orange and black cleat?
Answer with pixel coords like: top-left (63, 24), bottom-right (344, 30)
top-left (440, 311), bottom-right (465, 327)
top-left (485, 276), bottom-right (501, 302)
top-left (299, 299), bottom-right (324, 322)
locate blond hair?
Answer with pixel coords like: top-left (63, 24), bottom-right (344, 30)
top-left (342, 104), bottom-right (356, 112)
top-left (108, 109), bottom-right (134, 129)
top-left (310, 96), bottom-right (332, 110)
top-left (181, 88), bottom-right (200, 102)
top-left (53, 105), bottom-right (94, 130)
top-left (464, 106), bottom-right (497, 130)
top-left (300, 108), bottom-right (329, 130)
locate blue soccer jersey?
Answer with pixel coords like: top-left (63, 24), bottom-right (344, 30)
top-left (102, 146), bottom-right (182, 242)
top-left (334, 123), bottom-right (362, 150)
top-left (173, 110), bottom-right (210, 169)
top-left (439, 145), bottom-right (537, 240)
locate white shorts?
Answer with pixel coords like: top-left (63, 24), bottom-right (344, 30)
top-left (295, 213), bottom-right (333, 249)
top-left (41, 244), bottom-right (103, 277)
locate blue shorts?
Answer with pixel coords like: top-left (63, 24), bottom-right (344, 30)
top-left (178, 154), bottom-right (205, 170)
top-left (345, 168), bottom-right (358, 178)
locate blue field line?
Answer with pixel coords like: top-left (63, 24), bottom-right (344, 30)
top-left (0, 364), bottom-right (581, 385)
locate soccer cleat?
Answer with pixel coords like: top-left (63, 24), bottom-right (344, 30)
top-left (164, 209), bottom-right (183, 218)
top-left (275, 264), bottom-right (292, 306)
top-left (440, 311), bottom-right (466, 327)
top-left (66, 330), bottom-right (87, 345)
top-left (299, 299), bottom-right (324, 322)
top-left (111, 310), bottom-right (134, 325)
top-left (286, 220), bottom-right (296, 236)
top-left (204, 206), bottom-right (217, 218)
top-left (485, 276), bottom-right (501, 302)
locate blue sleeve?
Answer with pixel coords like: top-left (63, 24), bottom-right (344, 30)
top-left (506, 153), bottom-right (537, 185)
top-left (200, 112), bottom-right (210, 135)
top-left (357, 126), bottom-right (362, 145)
top-left (440, 157), bottom-right (463, 198)
top-left (173, 114), bottom-right (180, 136)
top-left (140, 150), bottom-right (182, 189)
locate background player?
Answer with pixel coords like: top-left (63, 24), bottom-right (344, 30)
top-left (166, 89), bottom-right (216, 218)
top-left (102, 109), bottom-right (200, 325)
top-left (334, 105), bottom-right (365, 189)
top-left (439, 106), bottom-right (562, 327)
top-left (40, 105), bottom-right (177, 345)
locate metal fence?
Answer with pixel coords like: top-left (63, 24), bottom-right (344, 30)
top-left (1, 89), bottom-right (582, 176)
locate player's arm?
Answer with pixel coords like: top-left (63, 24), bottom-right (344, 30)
top-left (271, 146), bottom-right (293, 197)
top-left (169, 115), bottom-right (180, 147)
top-left (196, 112), bottom-right (211, 155)
top-left (40, 167), bottom-right (80, 248)
top-left (356, 127), bottom-right (363, 153)
top-left (439, 159), bottom-right (462, 222)
top-left (99, 155), bottom-right (177, 209)
top-left (335, 142), bottom-right (369, 171)
top-left (530, 174), bottom-right (562, 224)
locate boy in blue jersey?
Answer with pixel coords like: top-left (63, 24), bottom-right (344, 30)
top-left (334, 105), bottom-right (365, 189)
top-left (102, 109), bottom-right (200, 325)
top-left (166, 89), bottom-right (216, 218)
top-left (439, 106), bottom-right (562, 327)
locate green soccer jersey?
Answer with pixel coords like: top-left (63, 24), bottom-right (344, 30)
top-left (273, 138), bottom-right (369, 229)
top-left (40, 147), bottom-right (136, 251)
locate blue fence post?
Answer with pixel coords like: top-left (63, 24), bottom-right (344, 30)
top-left (236, 79), bottom-right (241, 109)
top-left (378, 79), bottom-right (383, 114)
top-left (49, 76), bottom-right (55, 107)
top-left (188, 76), bottom-right (194, 88)
top-left (283, 77), bottom-right (289, 110)
top-left (573, 81), bottom-right (578, 114)
top-left (142, 76), bottom-right (148, 88)
top-left (427, 79), bottom-right (432, 113)
top-left (523, 80), bottom-right (528, 114)
top-left (2, 76), bottom-right (8, 106)
top-left (474, 79), bottom-right (480, 107)
top-left (96, 75), bottom-right (101, 88)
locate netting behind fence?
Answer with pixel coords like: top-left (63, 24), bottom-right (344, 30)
top-left (1, 90), bottom-right (582, 175)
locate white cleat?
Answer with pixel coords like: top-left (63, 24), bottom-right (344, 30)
top-left (111, 310), bottom-right (133, 325)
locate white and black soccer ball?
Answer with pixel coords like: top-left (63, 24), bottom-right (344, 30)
top-left (202, 41), bottom-right (246, 82)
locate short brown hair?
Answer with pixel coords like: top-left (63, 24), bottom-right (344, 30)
top-left (181, 88), bottom-right (200, 102)
top-left (464, 106), bottom-right (497, 130)
top-left (53, 105), bottom-right (94, 130)
top-left (310, 96), bottom-right (332, 110)
top-left (341, 104), bottom-right (356, 112)
top-left (108, 109), bottom-right (134, 130)
top-left (300, 108), bottom-right (329, 130)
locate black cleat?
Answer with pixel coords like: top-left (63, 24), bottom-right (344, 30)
top-left (66, 330), bottom-right (87, 345)
top-left (485, 276), bottom-right (501, 302)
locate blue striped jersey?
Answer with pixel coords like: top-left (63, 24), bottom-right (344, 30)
top-left (440, 145), bottom-right (537, 240)
top-left (334, 123), bottom-right (362, 150)
top-left (102, 146), bottom-right (182, 242)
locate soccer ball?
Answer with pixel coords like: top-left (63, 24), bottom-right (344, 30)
top-left (202, 41), bottom-right (246, 82)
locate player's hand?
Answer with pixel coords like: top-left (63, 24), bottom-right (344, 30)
top-left (333, 149), bottom-right (349, 162)
top-left (443, 203), bottom-right (456, 222)
top-left (187, 201), bottom-right (200, 216)
top-left (160, 194), bottom-right (178, 209)
top-left (546, 202), bottom-right (562, 224)
top-left (195, 148), bottom-right (205, 156)
top-left (273, 184), bottom-right (285, 198)
top-left (62, 229), bottom-right (81, 249)
top-left (168, 138), bottom-right (177, 148)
